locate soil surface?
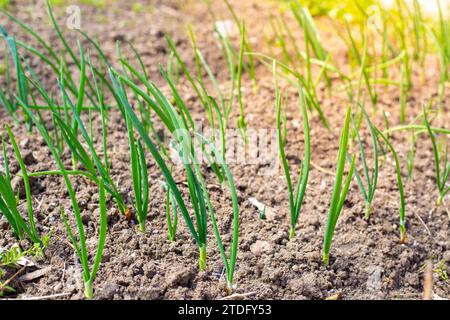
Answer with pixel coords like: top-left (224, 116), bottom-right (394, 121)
top-left (0, 0), bottom-right (449, 300)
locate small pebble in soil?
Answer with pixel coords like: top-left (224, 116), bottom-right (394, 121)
top-left (22, 151), bottom-right (36, 166)
top-left (250, 240), bottom-right (272, 256)
top-left (167, 267), bottom-right (195, 288)
top-left (0, 218), bottom-right (10, 231)
top-left (97, 283), bottom-right (122, 300)
top-left (81, 212), bottom-right (91, 225)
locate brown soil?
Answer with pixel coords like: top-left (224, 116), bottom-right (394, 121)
top-left (0, 0), bottom-right (449, 300)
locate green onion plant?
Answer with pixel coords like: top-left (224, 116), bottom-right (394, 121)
top-left (424, 108), bottom-right (450, 207)
top-left (0, 129), bottom-right (42, 250)
top-left (17, 95), bottom-right (107, 299)
top-left (322, 106), bottom-right (355, 266)
top-left (374, 126), bottom-right (406, 243)
top-left (275, 67), bottom-right (310, 239)
top-left (61, 178), bottom-right (107, 300)
top-left (111, 58), bottom-right (240, 292)
top-left (164, 180), bottom-right (178, 242)
top-left (350, 104), bottom-right (379, 219)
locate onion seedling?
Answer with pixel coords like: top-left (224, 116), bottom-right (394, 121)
top-left (165, 33), bottom-right (229, 172)
top-left (411, 0), bottom-right (425, 62)
top-left (14, 50), bottom-right (127, 216)
top-left (164, 180), bottom-right (178, 242)
top-left (406, 129), bottom-right (416, 181)
top-left (112, 61), bottom-right (240, 292)
top-left (383, 125), bottom-right (450, 136)
top-left (5, 125), bottom-right (39, 242)
top-left (109, 67), bottom-right (208, 269)
top-left (224, 0), bottom-right (257, 92)
top-left (399, 59), bottom-right (408, 124)
top-left (61, 178), bottom-right (107, 300)
top-left (45, 1), bottom-right (98, 104)
top-left (322, 107), bottom-right (355, 266)
top-left (291, 0), bottom-right (332, 92)
top-left (125, 113), bottom-right (150, 232)
top-left (344, 20), bottom-right (377, 109)
top-left (195, 133), bottom-right (240, 295)
top-left (275, 68), bottom-right (310, 239)
top-left (1, 3), bottom-right (120, 112)
top-left (237, 21), bottom-right (248, 144)
top-left (423, 3), bottom-right (449, 112)
top-left (0, 27), bottom-right (31, 129)
top-left (113, 37), bottom-right (151, 229)
top-left (1, 6), bottom-right (95, 106)
top-left (166, 51), bottom-right (180, 87)
top-left (213, 22), bottom-right (237, 129)
top-left (423, 109), bottom-right (450, 207)
top-left (0, 47), bottom-right (16, 121)
top-left (394, 2), bottom-right (412, 93)
top-left (53, 86), bottom-right (127, 215)
top-left (374, 126), bottom-right (406, 243)
top-left (17, 96), bottom-right (107, 299)
top-left (0, 131), bottom-right (42, 249)
top-left (350, 104), bottom-right (379, 219)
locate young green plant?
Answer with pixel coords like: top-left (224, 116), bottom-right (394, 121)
top-left (17, 95), bottom-right (107, 299)
top-left (322, 106), bottom-right (355, 266)
top-left (111, 61), bottom-right (240, 293)
top-left (1, 16), bottom-right (126, 215)
top-left (61, 179), bottom-right (107, 300)
top-left (291, 0), bottom-right (332, 92)
top-left (61, 178), bottom-right (107, 300)
top-left (0, 27), bottom-right (31, 129)
top-left (350, 104), bottom-right (379, 219)
top-left (374, 126), bottom-right (406, 243)
top-left (164, 180), bottom-right (178, 242)
top-left (128, 133), bottom-right (149, 233)
top-left (423, 108), bottom-right (450, 207)
top-left (344, 20), bottom-right (377, 109)
top-left (423, 2), bottom-right (449, 112)
top-left (0, 130), bottom-right (42, 249)
top-left (224, 0), bottom-right (257, 92)
top-left (275, 67), bottom-right (310, 239)
top-left (22, 51), bottom-right (127, 216)
top-left (237, 21), bottom-right (248, 144)
top-left (109, 66), bottom-right (209, 269)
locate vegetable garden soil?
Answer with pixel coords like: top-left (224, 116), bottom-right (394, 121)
top-left (1, 0), bottom-right (449, 300)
